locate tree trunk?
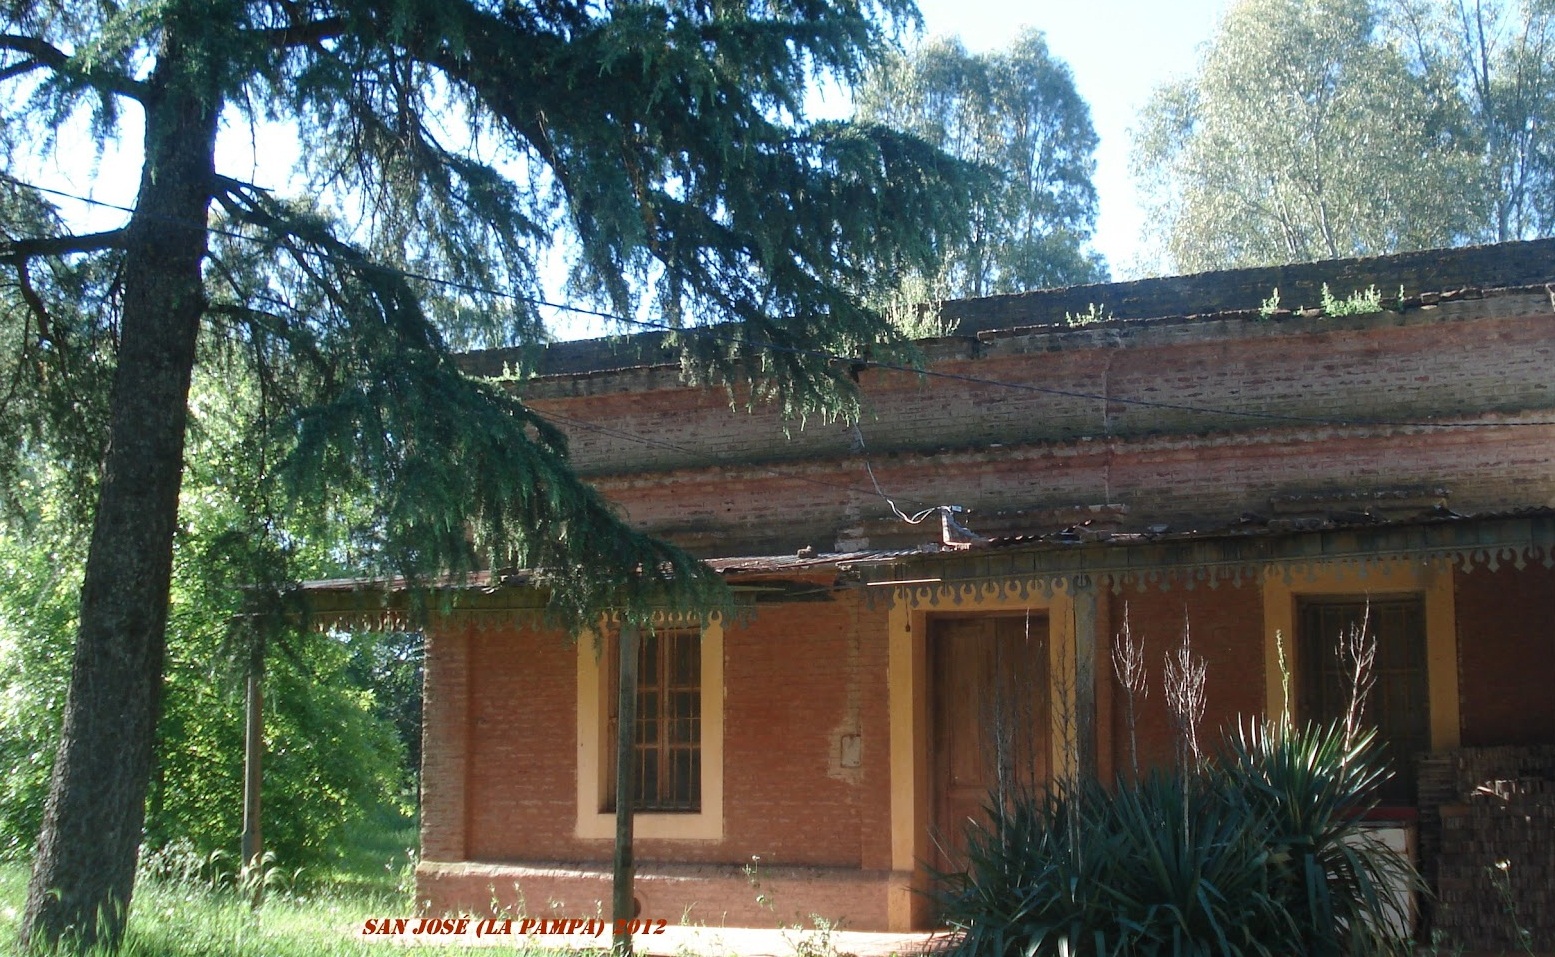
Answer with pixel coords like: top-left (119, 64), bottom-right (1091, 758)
top-left (21, 17), bottom-right (220, 952)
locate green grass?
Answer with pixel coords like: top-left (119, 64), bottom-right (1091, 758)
top-left (0, 862), bottom-right (565, 957)
top-left (312, 805), bottom-right (420, 897)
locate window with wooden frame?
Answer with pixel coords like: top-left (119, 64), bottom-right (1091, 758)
top-left (1297, 596), bottom-right (1430, 804)
top-left (605, 628), bottom-right (702, 812)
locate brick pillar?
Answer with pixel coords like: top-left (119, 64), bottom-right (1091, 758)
top-left (421, 620), bottom-right (471, 863)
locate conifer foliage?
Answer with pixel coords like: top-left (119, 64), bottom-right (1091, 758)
top-left (0, 0), bottom-right (970, 949)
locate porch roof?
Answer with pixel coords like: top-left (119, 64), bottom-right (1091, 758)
top-left (297, 507), bottom-right (1555, 629)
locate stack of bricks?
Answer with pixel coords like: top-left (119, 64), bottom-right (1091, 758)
top-left (1426, 746), bottom-right (1555, 951)
top-left (1414, 752), bottom-right (1457, 935)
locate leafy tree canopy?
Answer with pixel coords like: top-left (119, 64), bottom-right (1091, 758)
top-left (856, 29), bottom-right (1106, 298)
top-left (0, 0), bottom-right (974, 949)
top-left (0, 399), bottom-right (412, 878)
top-left (1132, 0), bottom-right (1486, 271)
top-left (1387, 0), bottom-right (1555, 242)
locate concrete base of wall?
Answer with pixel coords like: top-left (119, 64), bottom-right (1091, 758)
top-left (417, 860), bottom-right (901, 931)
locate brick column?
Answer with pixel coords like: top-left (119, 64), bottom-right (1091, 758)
top-left (420, 620), bottom-right (471, 862)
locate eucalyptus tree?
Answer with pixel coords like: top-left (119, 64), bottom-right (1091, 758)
top-left (0, 0), bottom-right (971, 949)
top-left (1387, 0), bottom-right (1555, 242)
top-left (856, 29), bottom-right (1106, 297)
top-left (1133, 0), bottom-right (1482, 271)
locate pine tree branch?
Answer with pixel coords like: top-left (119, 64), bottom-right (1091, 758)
top-left (211, 174), bottom-right (272, 205)
top-left (0, 34), bottom-right (148, 101)
top-left (248, 16), bottom-right (348, 49)
top-left (12, 259), bottom-right (62, 358)
top-left (0, 228), bottom-right (127, 265)
top-left (203, 246), bottom-right (330, 373)
top-left (0, 58), bottom-right (43, 83)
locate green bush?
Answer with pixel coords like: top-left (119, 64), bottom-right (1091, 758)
top-left (0, 521), bottom-right (78, 859)
top-left (0, 390), bottom-right (415, 874)
top-left (937, 720), bottom-right (1419, 957)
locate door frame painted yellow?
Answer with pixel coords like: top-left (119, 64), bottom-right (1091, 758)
top-left (885, 579), bottom-right (1077, 930)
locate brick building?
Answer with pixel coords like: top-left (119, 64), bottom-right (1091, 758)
top-left (312, 239), bottom-right (1555, 946)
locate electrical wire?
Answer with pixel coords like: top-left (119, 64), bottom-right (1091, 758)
top-left (851, 424), bottom-right (941, 525)
top-left (6, 173), bottom-right (1555, 433)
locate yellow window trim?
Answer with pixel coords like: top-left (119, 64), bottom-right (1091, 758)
top-left (575, 617), bottom-right (724, 841)
top-left (1260, 560), bottom-right (1459, 751)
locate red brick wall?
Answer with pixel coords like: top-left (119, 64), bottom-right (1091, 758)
top-left (722, 596), bottom-right (893, 871)
top-left (1103, 583), bottom-right (1266, 777)
top-left (420, 593), bottom-right (897, 925)
top-left (509, 303), bottom-right (1555, 557)
top-left (447, 592), bottom-right (891, 870)
top-left (421, 624), bottom-right (470, 862)
top-left (589, 422), bottom-right (1555, 556)
top-left (521, 298), bottom-right (1555, 478)
top-left (464, 623), bottom-right (578, 860)
top-left (1454, 564), bottom-right (1555, 747)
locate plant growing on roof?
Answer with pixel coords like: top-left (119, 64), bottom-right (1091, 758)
top-left (1062, 302), bottom-right (1112, 327)
top-left (1259, 288), bottom-right (1283, 319)
top-left (1320, 283), bottom-right (1386, 316)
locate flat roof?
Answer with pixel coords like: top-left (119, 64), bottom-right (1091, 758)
top-left (459, 238), bottom-right (1555, 382)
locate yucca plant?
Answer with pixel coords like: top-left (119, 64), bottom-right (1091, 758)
top-left (940, 610), bottom-right (1420, 957)
top-left (937, 783), bottom-right (1121, 957)
top-left (939, 775), bottom-right (1292, 957)
top-left (937, 724), bottom-right (1421, 957)
top-left (1097, 772), bottom-right (1291, 956)
top-left (1219, 719), bottom-right (1421, 957)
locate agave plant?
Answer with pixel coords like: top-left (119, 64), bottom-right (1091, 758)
top-left (1219, 719), bottom-right (1421, 957)
top-left (936, 719), bottom-right (1422, 957)
top-left (1096, 772), bottom-right (1291, 956)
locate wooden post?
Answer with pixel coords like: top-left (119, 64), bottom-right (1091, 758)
top-left (1071, 577), bottom-right (1098, 782)
top-left (240, 638), bottom-right (264, 905)
top-left (612, 623), bottom-right (640, 957)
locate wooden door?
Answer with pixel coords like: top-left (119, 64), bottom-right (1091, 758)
top-left (929, 614), bottom-right (1050, 875)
